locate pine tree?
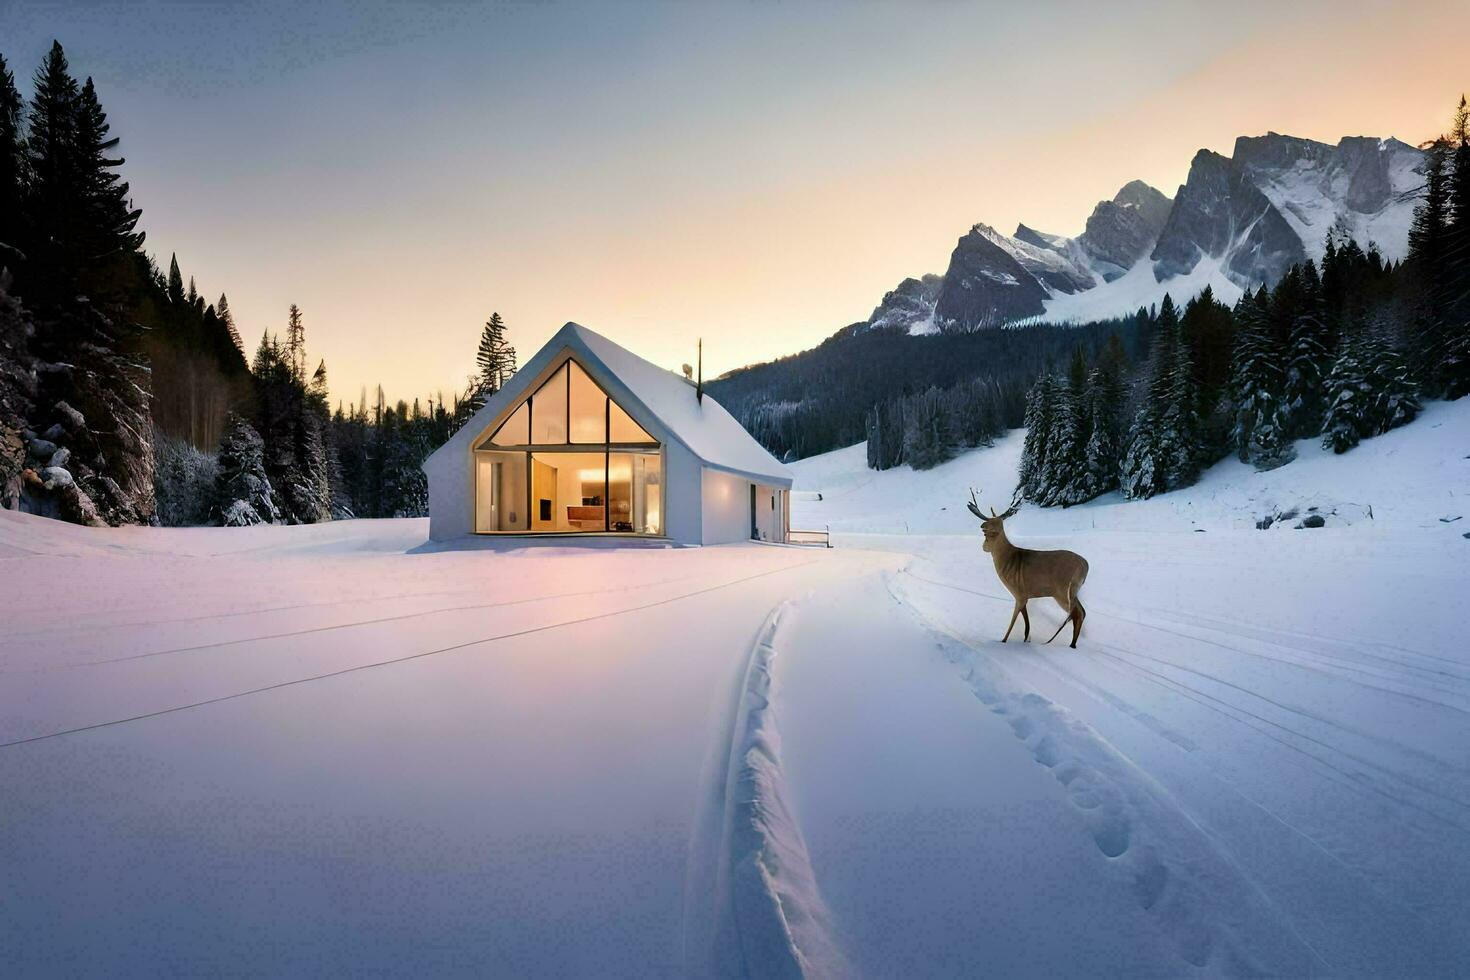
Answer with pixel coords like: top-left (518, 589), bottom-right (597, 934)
top-left (1321, 332), bottom-right (1370, 454)
top-left (901, 387), bottom-right (952, 470)
top-left (217, 293), bottom-right (243, 356)
top-left (72, 76), bottom-right (143, 270)
top-left (1442, 95), bottom-right (1470, 398)
top-left (1018, 373), bottom-right (1058, 501)
top-left (212, 413), bottom-right (279, 526)
top-left (1283, 261), bottom-right (1332, 438)
top-left (1041, 347), bottom-right (1090, 506)
top-left (472, 311), bottom-right (516, 406)
top-left (1229, 290), bottom-right (1292, 468)
top-left (1409, 137), bottom-right (1454, 391)
top-left (0, 54), bottom-right (26, 262)
top-left (286, 303), bottom-right (305, 378)
top-left (1077, 335), bottom-right (1127, 501)
top-left (1121, 294), bottom-right (1183, 499)
top-left (1160, 298), bottom-right (1200, 489)
top-left (1361, 329), bottom-right (1421, 436)
top-left (24, 42), bottom-right (82, 296)
top-left (166, 253), bottom-right (184, 305)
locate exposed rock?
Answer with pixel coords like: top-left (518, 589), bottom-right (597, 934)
top-left (55, 400), bottom-right (85, 432)
top-left (1297, 514), bottom-right (1327, 529)
top-left (42, 466), bottom-right (74, 490)
top-left (27, 436), bottom-right (58, 459)
top-left (1152, 148), bottom-right (1306, 289)
top-left (866, 274), bottom-right (944, 333)
top-left (1077, 180), bottom-right (1173, 281)
top-left (50, 445), bottom-right (70, 469)
top-left (41, 423), bottom-right (64, 442)
top-left (970, 224), bottom-right (1093, 294)
top-left (1013, 224), bottom-right (1070, 252)
top-left (934, 226), bottom-right (1049, 330)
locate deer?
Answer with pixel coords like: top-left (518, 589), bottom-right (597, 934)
top-left (965, 489), bottom-right (1089, 649)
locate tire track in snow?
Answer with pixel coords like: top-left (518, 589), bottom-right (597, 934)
top-left (683, 604), bottom-right (847, 980)
top-left (0, 559), bottom-right (819, 750)
top-left (889, 572), bottom-right (1329, 976)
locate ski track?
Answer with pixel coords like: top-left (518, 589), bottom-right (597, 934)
top-left (898, 568), bottom-right (1470, 833)
top-left (684, 603), bottom-right (847, 980)
top-left (888, 571), bottom-right (1329, 976)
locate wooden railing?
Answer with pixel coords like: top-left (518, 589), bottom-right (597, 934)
top-left (788, 526), bottom-right (832, 549)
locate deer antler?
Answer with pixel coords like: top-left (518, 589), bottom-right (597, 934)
top-left (997, 487), bottom-right (1022, 520)
top-left (966, 488), bottom-right (986, 520)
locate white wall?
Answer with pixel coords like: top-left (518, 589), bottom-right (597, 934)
top-left (427, 447), bottom-right (473, 541)
top-left (700, 468), bottom-right (752, 545)
top-left (663, 442), bottom-right (703, 545)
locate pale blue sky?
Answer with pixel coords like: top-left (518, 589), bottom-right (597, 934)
top-left (1, 1), bottom-right (1458, 402)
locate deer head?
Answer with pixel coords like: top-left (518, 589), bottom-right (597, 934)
top-left (966, 488), bottom-right (1020, 553)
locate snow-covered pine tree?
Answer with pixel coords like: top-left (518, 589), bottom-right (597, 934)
top-left (1041, 347), bottom-right (1090, 506)
top-left (1077, 336), bottom-right (1127, 501)
top-left (901, 386), bottom-right (952, 470)
top-left (1361, 328), bottom-right (1421, 436)
top-left (1120, 295), bottom-right (1182, 499)
top-left (18, 47), bottom-right (154, 524)
top-left (1321, 332), bottom-right (1369, 454)
top-left (1229, 289), bottom-right (1292, 468)
top-left (212, 413), bottom-right (279, 526)
top-left (1018, 372), bottom-right (1058, 502)
top-left (1283, 261), bottom-right (1332, 438)
top-left (1160, 296), bottom-right (1200, 490)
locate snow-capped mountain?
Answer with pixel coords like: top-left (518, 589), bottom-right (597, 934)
top-left (855, 133), bottom-right (1425, 336)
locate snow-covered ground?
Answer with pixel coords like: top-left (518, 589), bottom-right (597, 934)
top-left (788, 397), bottom-right (1470, 976)
top-left (3, 399), bottom-right (1467, 975)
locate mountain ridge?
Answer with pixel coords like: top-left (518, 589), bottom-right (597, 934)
top-left (848, 132), bottom-right (1424, 339)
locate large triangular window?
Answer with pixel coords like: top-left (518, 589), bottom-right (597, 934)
top-left (478, 356), bottom-right (657, 449)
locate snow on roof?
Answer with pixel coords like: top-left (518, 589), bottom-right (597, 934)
top-left (425, 322), bottom-right (792, 487)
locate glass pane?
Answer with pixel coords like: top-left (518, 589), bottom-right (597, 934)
top-left (568, 360), bottom-right (607, 443)
top-left (609, 452), bottom-right (661, 533)
top-left (488, 401), bottom-right (529, 447)
top-left (609, 399), bottom-right (654, 444)
top-left (475, 451), bottom-right (527, 531)
top-left (530, 451), bottom-right (606, 531)
top-left (530, 363), bottom-right (568, 444)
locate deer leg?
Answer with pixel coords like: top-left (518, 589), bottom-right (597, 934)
top-left (1070, 598), bottom-right (1086, 649)
top-left (1002, 603), bottom-right (1022, 642)
top-left (1045, 593), bottom-right (1072, 644)
top-left (1020, 603), bottom-right (1031, 641)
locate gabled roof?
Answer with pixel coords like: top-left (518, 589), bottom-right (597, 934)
top-left (423, 322), bottom-right (791, 487)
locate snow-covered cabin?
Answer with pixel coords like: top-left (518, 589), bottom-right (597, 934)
top-left (423, 323), bottom-right (792, 545)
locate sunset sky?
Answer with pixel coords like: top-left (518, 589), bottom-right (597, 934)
top-left (2, 0), bottom-right (1462, 404)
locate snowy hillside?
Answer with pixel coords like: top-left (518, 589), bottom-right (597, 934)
top-left (791, 395), bottom-right (1470, 535)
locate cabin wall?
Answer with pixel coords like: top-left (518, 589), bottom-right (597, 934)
top-left (427, 449), bottom-right (473, 541)
top-left (663, 441), bottom-right (702, 545)
top-left (700, 468), bottom-right (752, 545)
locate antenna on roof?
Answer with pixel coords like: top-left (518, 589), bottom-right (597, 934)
top-left (697, 338), bottom-right (703, 404)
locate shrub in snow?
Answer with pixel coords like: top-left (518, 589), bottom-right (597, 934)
top-left (211, 414), bottom-right (280, 526)
top-left (153, 428), bottom-right (221, 527)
